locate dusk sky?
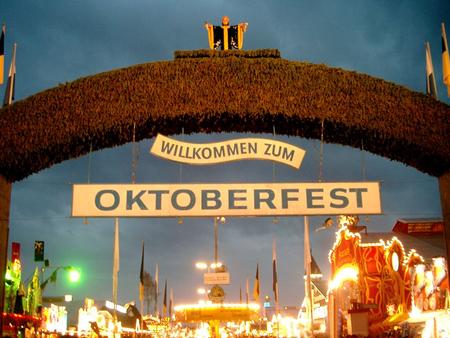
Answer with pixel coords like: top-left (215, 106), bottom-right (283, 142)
top-left (1, 0), bottom-right (449, 311)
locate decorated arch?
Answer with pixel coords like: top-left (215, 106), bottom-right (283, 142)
top-left (0, 50), bottom-right (449, 181)
top-left (0, 49), bottom-right (449, 326)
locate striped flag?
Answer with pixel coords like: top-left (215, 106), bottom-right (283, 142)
top-left (272, 239), bottom-right (279, 304)
top-left (169, 288), bottom-right (173, 318)
top-left (3, 42), bottom-right (16, 106)
top-left (112, 218), bottom-right (120, 305)
top-left (304, 216), bottom-right (314, 331)
top-left (139, 241), bottom-right (145, 302)
top-left (163, 280), bottom-right (167, 317)
top-left (0, 24), bottom-right (5, 85)
top-left (253, 263), bottom-right (260, 301)
top-left (442, 23), bottom-right (450, 96)
top-left (246, 277), bottom-right (249, 304)
top-left (425, 42), bottom-right (438, 99)
top-left (154, 264), bottom-right (159, 316)
top-left (304, 217), bottom-right (312, 277)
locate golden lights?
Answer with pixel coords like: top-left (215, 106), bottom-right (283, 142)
top-left (329, 265), bottom-right (359, 290)
top-left (174, 302), bottom-right (260, 312)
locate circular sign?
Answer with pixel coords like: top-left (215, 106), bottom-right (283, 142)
top-left (208, 285), bottom-right (225, 303)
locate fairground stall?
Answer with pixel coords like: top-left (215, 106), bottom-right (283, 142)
top-left (328, 217), bottom-right (449, 337)
top-left (3, 244), bottom-right (43, 337)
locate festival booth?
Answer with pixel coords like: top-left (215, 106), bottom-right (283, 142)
top-left (77, 298), bottom-right (145, 336)
top-left (327, 217), bottom-right (449, 337)
top-left (3, 244), bottom-right (43, 337)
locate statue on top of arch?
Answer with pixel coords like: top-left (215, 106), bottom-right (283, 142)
top-left (204, 16), bottom-right (248, 50)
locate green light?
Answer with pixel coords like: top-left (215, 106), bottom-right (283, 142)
top-left (5, 270), bottom-right (12, 281)
top-left (68, 269), bottom-right (81, 283)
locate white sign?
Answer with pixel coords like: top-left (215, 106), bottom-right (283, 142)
top-left (72, 182), bottom-right (381, 217)
top-left (204, 272), bottom-right (230, 285)
top-left (150, 134), bottom-right (306, 169)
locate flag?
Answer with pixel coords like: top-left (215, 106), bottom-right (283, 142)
top-left (246, 277), bottom-right (249, 304)
top-left (112, 218), bottom-right (120, 304)
top-left (3, 42), bottom-right (16, 106)
top-left (169, 288), bottom-right (173, 318)
top-left (27, 267), bottom-right (41, 316)
top-left (304, 216), bottom-right (312, 276)
top-left (442, 22), bottom-right (450, 96)
top-left (11, 242), bottom-right (20, 262)
top-left (0, 24), bottom-right (5, 85)
top-left (154, 264), bottom-right (159, 315)
top-left (163, 280), bottom-right (167, 317)
top-left (34, 240), bottom-right (44, 262)
top-left (253, 263), bottom-right (260, 301)
top-left (425, 42), bottom-right (438, 99)
top-left (304, 216), bottom-right (314, 332)
top-left (239, 285), bottom-right (242, 303)
top-left (139, 241), bottom-right (144, 302)
top-left (272, 239), bottom-right (278, 304)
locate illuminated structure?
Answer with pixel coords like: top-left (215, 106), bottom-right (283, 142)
top-left (174, 302), bottom-right (260, 322)
top-left (300, 256), bottom-right (328, 334)
top-left (328, 218), bottom-right (449, 336)
top-left (174, 302), bottom-right (260, 336)
top-left (3, 253), bottom-right (42, 336)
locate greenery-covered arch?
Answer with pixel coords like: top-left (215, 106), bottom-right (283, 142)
top-left (0, 50), bottom-right (450, 332)
top-left (0, 49), bottom-right (449, 182)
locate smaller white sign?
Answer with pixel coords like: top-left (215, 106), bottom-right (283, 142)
top-left (204, 272), bottom-right (230, 285)
top-left (150, 134), bottom-right (306, 169)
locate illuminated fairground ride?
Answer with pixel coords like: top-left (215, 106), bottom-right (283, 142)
top-left (173, 302), bottom-right (260, 337)
top-left (327, 217), bottom-right (449, 337)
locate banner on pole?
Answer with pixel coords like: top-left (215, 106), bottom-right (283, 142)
top-left (11, 242), bottom-right (20, 262)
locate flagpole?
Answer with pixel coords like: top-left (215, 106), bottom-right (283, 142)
top-left (272, 238), bottom-right (280, 338)
top-left (425, 42), bottom-right (438, 99)
top-left (246, 277), bottom-right (249, 305)
top-left (163, 279), bottom-right (167, 318)
top-left (154, 264), bottom-right (159, 317)
top-left (442, 22), bottom-right (450, 97)
top-left (113, 217), bottom-right (120, 335)
top-left (0, 24), bottom-right (5, 85)
top-left (3, 42), bottom-right (16, 107)
top-left (304, 216), bottom-right (314, 337)
top-left (253, 263), bottom-right (260, 303)
top-left (169, 288), bottom-right (173, 320)
top-left (139, 241), bottom-right (144, 331)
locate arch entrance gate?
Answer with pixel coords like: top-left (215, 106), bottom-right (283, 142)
top-left (0, 49), bottom-right (449, 328)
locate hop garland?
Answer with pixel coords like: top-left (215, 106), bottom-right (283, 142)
top-left (0, 49), bottom-right (448, 182)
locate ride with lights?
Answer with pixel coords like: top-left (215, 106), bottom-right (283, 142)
top-left (327, 217), bottom-right (449, 336)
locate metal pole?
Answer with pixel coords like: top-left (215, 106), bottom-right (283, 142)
top-left (214, 217), bottom-right (218, 266)
top-left (438, 171), bottom-right (450, 290)
top-left (304, 216), bottom-right (314, 337)
top-left (0, 175), bottom-right (12, 336)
